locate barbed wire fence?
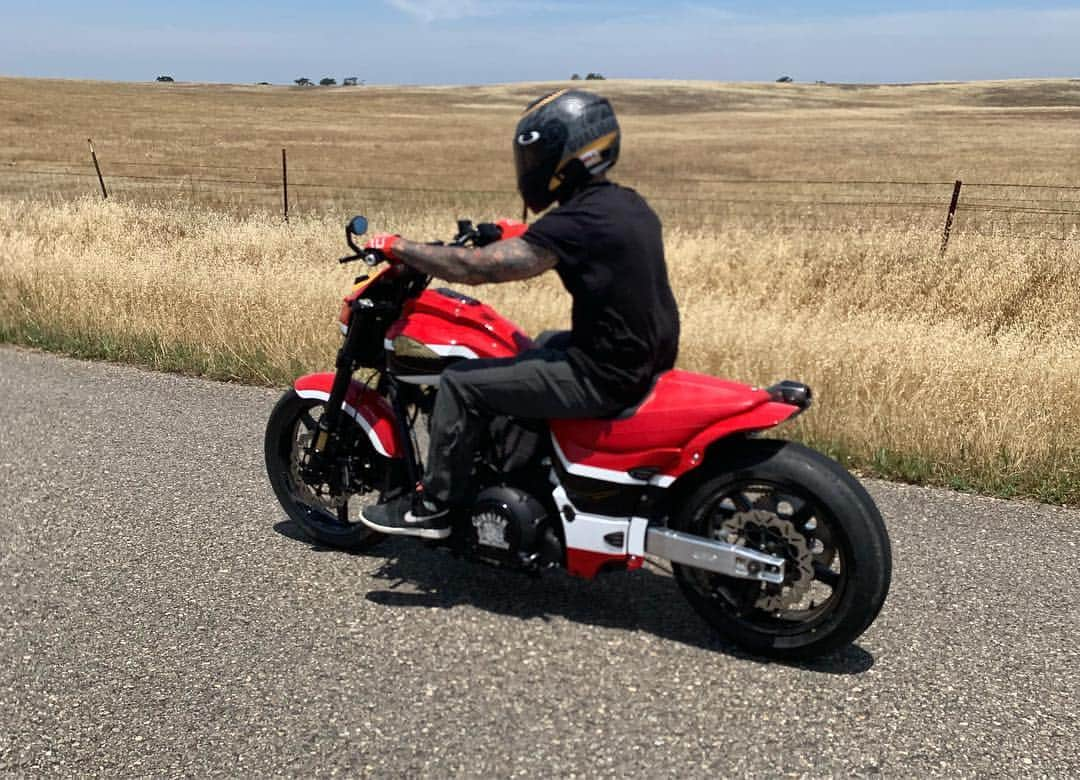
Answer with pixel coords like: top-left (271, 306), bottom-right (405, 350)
top-left (3, 142), bottom-right (1079, 253)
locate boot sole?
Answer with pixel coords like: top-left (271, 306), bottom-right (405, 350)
top-left (359, 515), bottom-right (451, 540)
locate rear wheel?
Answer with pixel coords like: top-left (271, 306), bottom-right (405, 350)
top-left (670, 439), bottom-right (891, 660)
top-left (264, 389), bottom-right (386, 552)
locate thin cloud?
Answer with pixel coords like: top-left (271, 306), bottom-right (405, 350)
top-left (385, 0), bottom-right (576, 23)
top-left (386, 0), bottom-right (483, 22)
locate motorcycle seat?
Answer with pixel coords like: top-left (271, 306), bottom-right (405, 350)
top-left (552, 370), bottom-right (773, 455)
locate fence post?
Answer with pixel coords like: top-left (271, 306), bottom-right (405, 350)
top-left (88, 138), bottom-right (108, 199)
top-left (940, 179), bottom-right (962, 256)
top-left (281, 148), bottom-right (289, 223)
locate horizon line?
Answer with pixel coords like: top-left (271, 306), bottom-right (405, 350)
top-left (2, 73), bottom-right (1076, 89)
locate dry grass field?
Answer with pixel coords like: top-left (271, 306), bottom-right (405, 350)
top-left (3, 76), bottom-right (1080, 501)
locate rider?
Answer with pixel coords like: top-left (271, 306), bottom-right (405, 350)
top-left (359, 88), bottom-right (680, 539)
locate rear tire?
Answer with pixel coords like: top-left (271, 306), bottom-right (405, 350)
top-left (670, 438), bottom-right (891, 660)
top-left (264, 389), bottom-right (386, 552)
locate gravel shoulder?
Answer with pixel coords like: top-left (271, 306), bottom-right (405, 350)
top-left (1, 346), bottom-right (1077, 777)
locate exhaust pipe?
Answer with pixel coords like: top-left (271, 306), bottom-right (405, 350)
top-left (646, 527), bottom-right (785, 584)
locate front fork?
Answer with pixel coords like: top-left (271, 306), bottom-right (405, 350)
top-left (304, 307), bottom-right (421, 492)
top-left (302, 313), bottom-right (369, 487)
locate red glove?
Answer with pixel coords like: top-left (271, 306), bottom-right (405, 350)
top-left (364, 233), bottom-right (401, 262)
top-left (496, 219), bottom-right (528, 241)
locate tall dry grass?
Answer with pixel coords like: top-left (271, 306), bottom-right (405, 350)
top-left (3, 196), bottom-right (1078, 501)
top-left (7, 77), bottom-right (1080, 186)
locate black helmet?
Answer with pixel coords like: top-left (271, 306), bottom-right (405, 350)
top-left (513, 89), bottom-right (620, 214)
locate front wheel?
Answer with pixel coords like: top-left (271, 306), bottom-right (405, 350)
top-left (671, 439), bottom-right (891, 660)
top-left (264, 389), bottom-right (386, 552)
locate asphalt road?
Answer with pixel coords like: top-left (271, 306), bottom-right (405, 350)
top-left (1, 345), bottom-right (1077, 777)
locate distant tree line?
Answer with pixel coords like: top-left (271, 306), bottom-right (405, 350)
top-left (152, 72), bottom-right (823, 89)
top-left (293, 76), bottom-right (365, 86)
top-left (152, 75), bottom-right (364, 86)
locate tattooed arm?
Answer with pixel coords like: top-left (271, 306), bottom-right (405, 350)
top-left (391, 238), bottom-right (558, 285)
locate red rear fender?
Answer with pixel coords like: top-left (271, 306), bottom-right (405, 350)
top-left (671, 401), bottom-right (801, 477)
top-left (293, 373), bottom-right (402, 459)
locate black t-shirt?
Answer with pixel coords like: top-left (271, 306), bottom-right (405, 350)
top-left (522, 180), bottom-right (680, 405)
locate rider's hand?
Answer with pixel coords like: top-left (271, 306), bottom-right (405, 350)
top-left (475, 219), bottom-right (528, 246)
top-left (495, 219), bottom-right (528, 241)
top-left (363, 233), bottom-right (402, 264)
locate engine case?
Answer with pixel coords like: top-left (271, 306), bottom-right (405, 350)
top-left (467, 486), bottom-right (561, 570)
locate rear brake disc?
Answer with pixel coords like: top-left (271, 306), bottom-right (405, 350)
top-left (720, 509), bottom-right (814, 611)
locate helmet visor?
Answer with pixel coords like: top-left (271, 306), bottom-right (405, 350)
top-left (514, 127), bottom-right (562, 213)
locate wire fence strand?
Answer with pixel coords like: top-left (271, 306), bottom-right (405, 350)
top-left (3, 155), bottom-right (1079, 245)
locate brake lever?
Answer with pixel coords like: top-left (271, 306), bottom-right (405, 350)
top-left (449, 230), bottom-right (478, 248)
top-left (339, 250), bottom-right (385, 266)
top-left (451, 218), bottom-right (481, 248)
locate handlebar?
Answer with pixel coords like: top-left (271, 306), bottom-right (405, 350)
top-left (338, 215), bottom-right (506, 266)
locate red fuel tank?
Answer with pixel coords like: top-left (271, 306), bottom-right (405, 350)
top-left (385, 287), bottom-right (534, 383)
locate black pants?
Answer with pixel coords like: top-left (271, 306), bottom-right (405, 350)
top-left (422, 332), bottom-right (624, 505)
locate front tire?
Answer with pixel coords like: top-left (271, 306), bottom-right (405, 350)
top-left (670, 438), bottom-right (891, 660)
top-left (264, 389), bottom-right (386, 552)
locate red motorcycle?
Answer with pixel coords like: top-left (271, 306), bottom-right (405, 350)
top-left (265, 216), bottom-right (892, 659)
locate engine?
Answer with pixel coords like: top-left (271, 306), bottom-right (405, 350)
top-left (467, 486), bottom-right (563, 572)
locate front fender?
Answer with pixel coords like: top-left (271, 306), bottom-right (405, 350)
top-left (294, 373), bottom-right (402, 459)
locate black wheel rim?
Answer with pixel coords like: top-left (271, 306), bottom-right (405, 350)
top-left (680, 477), bottom-right (851, 638)
top-left (277, 399), bottom-right (372, 535)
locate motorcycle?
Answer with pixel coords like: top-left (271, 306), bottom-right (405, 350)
top-left (264, 215), bottom-right (892, 659)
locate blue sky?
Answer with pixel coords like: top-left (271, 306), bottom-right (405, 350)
top-left (0, 1), bottom-right (1077, 84)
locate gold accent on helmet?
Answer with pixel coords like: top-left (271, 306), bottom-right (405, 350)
top-left (547, 131), bottom-right (619, 192)
top-left (521, 88), bottom-right (570, 117)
